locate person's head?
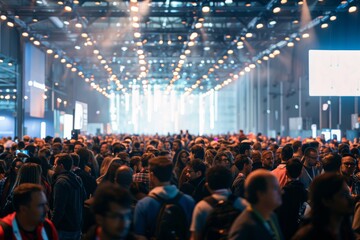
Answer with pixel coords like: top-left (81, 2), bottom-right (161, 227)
top-left (141, 152), bottom-right (154, 169)
top-left (281, 144), bottom-right (294, 162)
top-left (286, 158), bottom-right (303, 179)
top-left (213, 152), bottom-right (232, 169)
top-left (76, 147), bottom-right (90, 170)
top-left (185, 158), bottom-right (206, 181)
top-left (322, 153), bottom-right (341, 173)
top-left (103, 160), bottom-right (123, 183)
top-left (115, 166), bottom-right (133, 189)
top-left (275, 147), bottom-right (282, 162)
top-left (112, 143), bottom-right (126, 155)
top-left (92, 183), bottom-right (132, 239)
top-left (239, 143), bottom-right (252, 157)
top-left (338, 143), bottom-right (350, 156)
top-left (190, 144), bottom-right (205, 160)
top-left (177, 150), bottom-right (189, 166)
top-left (251, 150), bottom-right (262, 163)
top-left (206, 165), bottom-right (233, 191)
top-left (130, 156), bottom-right (142, 173)
top-left (74, 142), bottom-right (84, 153)
top-left (172, 140), bottom-right (182, 152)
top-left (70, 153), bottom-right (80, 168)
top-left (304, 147), bottom-right (319, 167)
top-left (149, 156), bottom-right (173, 187)
top-left (234, 154), bottom-right (252, 175)
top-left (13, 184), bottom-right (48, 226)
top-left (100, 142), bottom-right (109, 155)
top-left (309, 173), bottom-right (353, 223)
top-left (261, 150), bottom-right (274, 170)
top-left (340, 154), bottom-right (357, 177)
top-left (245, 169), bottom-right (282, 210)
top-left (38, 148), bottom-right (51, 161)
top-left (54, 153), bottom-right (73, 173)
top-left (14, 163), bottom-right (42, 187)
top-left (52, 143), bottom-right (63, 156)
top-left (292, 140), bottom-right (302, 156)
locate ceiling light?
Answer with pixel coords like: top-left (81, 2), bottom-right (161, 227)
top-left (321, 23), bottom-right (328, 29)
top-left (54, 54), bottom-right (59, 59)
top-left (101, 60), bottom-right (106, 64)
top-left (159, 40), bottom-right (163, 44)
top-left (64, 5), bottom-right (72, 12)
top-left (71, 67), bottom-right (77, 72)
top-left (97, 55), bottom-right (103, 60)
top-left (131, 6), bottom-right (139, 12)
top-left (190, 32), bottom-right (198, 40)
top-left (93, 49), bottom-right (99, 55)
top-left (75, 45), bottom-right (81, 50)
top-left (22, 32), bottom-right (29, 38)
top-left (280, 0), bottom-right (287, 3)
top-left (0, 13), bottom-right (7, 21)
top-left (204, 46), bottom-right (210, 51)
top-left (75, 23), bottom-right (82, 28)
top-left (63, 20), bottom-right (69, 25)
top-left (132, 22), bottom-right (140, 28)
top-left (245, 2), bottom-right (251, 7)
top-left (66, 63), bottom-right (72, 68)
top-left (195, 22), bottom-right (202, 29)
top-left (349, 6), bottom-right (357, 13)
top-left (302, 33), bottom-right (310, 38)
top-left (263, 56), bottom-right (269, 61)
top-left (134, 32), bottom-right (141, 38)
top-left (245, 32), bottom-right (253, 38)
top-left (245, 67), bottom-right (251, 72)
top-left (269, 20), bottom-right (277, 26)
top-left (269, 53), bottom-right (275, 58)
top-left (61, 58), bottom-right (66, 63)
top-left (46, 49), bottom-right (53, 54)
top-left (32, 16), bottom-right (38, 22)
top-left (330, 16), bottom-right (337, 21)
top-left (256, 23), bottom-right (264, 29)
top-left (273, 7), bottom-right (281, 13)
top-left (292, 19), bottom-right (299, 24)
top-left (33, 40), bottom-right (40, 46)
top-left (287, 42), bottom-right (294, 47)
top-left (273, 49), bottom-right (280, 55)
top-left (81, 33), bottom-right (88, 38)
top-left (202, 6), bottom-right (210, 13)
top-left (188, 41), bottom-right (195, 47)
top-left (7, 21), bottom-right (14, 28)
top-left (168, 40), bottom-right (172, 45)
top-left (137, 49), bottom-right (143, 54)
top-left (185, 49), bottom-right (191, 54)
top-left (298, 1), bottom-right (303, 5)
top-left (57, 1), bottom-right (64, 5)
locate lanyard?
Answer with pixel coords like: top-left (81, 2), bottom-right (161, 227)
top-left (249, 206), bottom-right (281, 240)
top-left (12, 217), bottom-right (48, 240)
top-left (304, 166), bottom-right (315, 182)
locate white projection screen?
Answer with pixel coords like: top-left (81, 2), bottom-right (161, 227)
top-left (309, 50), bottom-right (360, 96)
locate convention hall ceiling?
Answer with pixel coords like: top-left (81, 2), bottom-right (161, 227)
top-left (0, 0), bottom-right (356, 96)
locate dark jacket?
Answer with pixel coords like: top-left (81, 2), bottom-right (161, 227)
top-left (180, 176), bottom-right (210, 203)
top-left (51, 171), bottom-right (85, 232)
top-left (73, 168), bottom-right (97, 199)
top-left (228, 208), bottom-right (284, 240)
top-left (276, 180), bottom-right (308, 240)
top-left (82, 226), bottom-right (136, 240)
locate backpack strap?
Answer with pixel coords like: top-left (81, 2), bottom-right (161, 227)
top-left (204, 194), bottom-right (238, 208)
top-left (0, 220), bottom-right (13, 240)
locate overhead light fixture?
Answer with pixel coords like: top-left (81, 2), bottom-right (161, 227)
top-left (298, 1), bottom-right (303, 5)
top-left (349, 6), bottom-right (357, 13)
top-left (302, 33), bottom-right (310, 38)
top-left (227, 49), bottom-right (233, 54)
top-left (245, 32), bottom-right (253, 38)
top-left (0, 57), bottom-right (4, 63)
top-left (273, 7), bottom-right (281, 13)
top-left (32, 16), bottom-right (38, 22)
top-left (190, 32), bottom-right (198, 40)
top-left (269, 20), bottom-right (277, 26)
top-left (93, 49), bottom-right (100, 55)
top-left (256, 23), bottom-right (264, 29)
top-left (7, 21), bottom-right (15, 28)
top-left (321, 23), bottom-right (328, 29)
top-left (64, 4), bottom-right (72, 12)
top-left (46, 49), bottom-right (53, 54)
top-left (280, 0), bottom-right (287, 4)
top-left (134, 32), bottom-right (141, 38)
top-left (33, 40), bottom-right (40, 46)
top-left (0, 13), bottom-right (7, 21)
top-left (57, 1), bottom-right (64, 5)
top-left (75, 23), bottom-right (82, 28)
top-left (81, 33), bottom-right (88, 38)
top-left (330, 15), bottom-right (337, 21)
top-left (202, 5), bottom-right (210, 13)
top-left (245, 1), bottom-right (251, 7)
top-left (22, 32), bottom-right (29, 37)
top-left (287, 42), bottom-right (294, 47)
top-left (63, 20), bottom-right (69, 25)
top-left (195, 22), bottom-right (203, 29)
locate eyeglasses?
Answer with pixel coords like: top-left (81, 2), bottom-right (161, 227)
top-left (343, 162), bottom-right (356, 167)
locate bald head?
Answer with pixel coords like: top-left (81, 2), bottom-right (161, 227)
top-left (115, 166), bottom-right (133, 189)
top-left (245, 169), bottom-right (281, 209)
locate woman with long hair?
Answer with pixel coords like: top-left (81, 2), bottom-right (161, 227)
top-left (292, 173), bottom-right (355, 240)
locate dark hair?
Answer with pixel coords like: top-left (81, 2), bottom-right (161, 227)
top-left (56, 153), bottom-right (73, 171)
top-left (13, 183), bottom-right (43, 211)
top-left (141, 153), bottom-right (154, 168)
top-left (188, 159), bottom-right (206, 176)
top-left (149, 140), bottom-right (159, 148)
top-left (92, 183), bottom-right (132, 216)
top-left (206, 165), bottom-right (233, 190)
top-left (77, 147), bottom-right (90, 169)
top-left (286, 158), bottom-right (303, 179)
top-left (301, 143), bottom-right (310, 156)
top-left (191, 144), bottom-right (205, 160)
top-left (112, 143), bottom-right (126, 155)
top-left (309, 173), bottom-right (347, 225)
top-left (17, 141), bottom-right (25, 150)
top-left (102, 160), bottom-right (122, 183)
top-left (292, 141), bottom-right (302, 153)
top-left (133, 142), bottom-right (141, 149)
top-left (53, 137), bottom-right (62, 144)
top-left (173, 139), bottom-right (182, 149)
top-left (52, 142), bottom-right (63, 151)
top-left (234, 154), bottom-right (251, 171)
top-left (322, 153), bottom-right (341, 173)
top-left (239, 143), bottom-right (251, 155)
top-left (130, 156), bottom-right (141, 170)
top-left (115, 166), bottom-right (133, 189)
top-left (70, 153), bottom-right (80, 167)
top-left (149, 156), bottom-right (173, 182)
top-left (338, 144), bottom-right (351, 155)
top-left (304, 147), bottom-right (317, 158)
top-left (281, 144), bottom-right (294, 162)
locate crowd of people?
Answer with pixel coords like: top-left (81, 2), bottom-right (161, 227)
top-left (0, 130), bottom-right (359, 240)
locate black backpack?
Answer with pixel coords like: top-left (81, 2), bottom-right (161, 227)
top-left (150, 192), bottom-right (188, 240)
top-left (202, 194), bottom-right (242, 240)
